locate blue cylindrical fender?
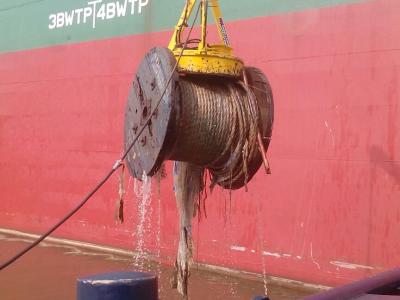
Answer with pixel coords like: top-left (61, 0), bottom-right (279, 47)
top-left (77, 271), bottom-right (158, 300)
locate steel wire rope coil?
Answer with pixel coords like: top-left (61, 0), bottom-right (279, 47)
top-left (171, 76), bottom-right (262, 189)
top-left (168, 75), bottom-right (268, 189)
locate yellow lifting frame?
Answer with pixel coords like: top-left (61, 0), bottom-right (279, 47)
top-left (168, 0), bottom-right (244, 77)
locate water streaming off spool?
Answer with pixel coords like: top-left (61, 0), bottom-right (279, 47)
top-left (132, 172), bottom-right (153, 271)
top-left (220, 188), bottom-right (269, 299)
top-left (129, 168), bottom-right (270, 298)
top-left (131, 171), bottom-right (166, 295)
top-left (224, 213), bottom-right (239, 298)
top-left (256, 198), bottom-right (269, 297)
top-left (156, 171), bottom-right (164, 295)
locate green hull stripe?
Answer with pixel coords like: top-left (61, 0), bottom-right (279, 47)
top-left (0, 0), bottom-right (364, 53)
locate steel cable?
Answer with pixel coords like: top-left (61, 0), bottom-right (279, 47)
top-left (169, 77), bottom-right (261, 190)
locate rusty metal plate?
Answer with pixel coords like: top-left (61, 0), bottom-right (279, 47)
top-left (124, 47), bottom-right (178, 178)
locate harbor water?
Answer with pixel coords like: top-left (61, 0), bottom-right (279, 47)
top-left (0, 233), bottom-right (317, 299)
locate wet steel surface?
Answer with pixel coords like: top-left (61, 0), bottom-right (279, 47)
top-left (0, 234), bottom-right (315, 300)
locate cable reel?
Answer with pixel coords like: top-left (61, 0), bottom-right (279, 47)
top-left (124, 0), bottom-right (274, 189)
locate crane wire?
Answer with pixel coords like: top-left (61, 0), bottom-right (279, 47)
top-left (0, 2), bottom-right (201, 272)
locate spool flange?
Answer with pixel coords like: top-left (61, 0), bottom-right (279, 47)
top-left (124, 47), bottom-right (178, 178)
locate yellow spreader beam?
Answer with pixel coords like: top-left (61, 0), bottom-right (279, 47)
top-left (168, 0), bottom-right (244, 77)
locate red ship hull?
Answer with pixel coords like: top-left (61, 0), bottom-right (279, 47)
top-left (0, 0), bottom-right (399, 287)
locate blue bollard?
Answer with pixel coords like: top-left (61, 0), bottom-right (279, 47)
top-left (77, 271), bottom-right (158, 300)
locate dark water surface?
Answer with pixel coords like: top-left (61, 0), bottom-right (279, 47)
top-left (0, 234), bottom-right (315, 300)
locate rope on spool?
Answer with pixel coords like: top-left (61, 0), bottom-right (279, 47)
top-left (124, 47), bottom-right (274, 190)
top-left (169, 76), bottom-right (261, 189)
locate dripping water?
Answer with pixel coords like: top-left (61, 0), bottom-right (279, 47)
top-left (155, 167), bottom-right (164, 295)
top-left (222, 189), bottom-right (239, 299)
top-left (132, 172), bottom-right (153, 271)
top-left (256, 195), bottom-right (269, 297)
